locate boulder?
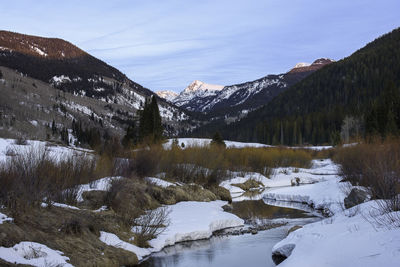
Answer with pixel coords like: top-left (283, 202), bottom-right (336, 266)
top-left (222, 204), bottom-right (233, 212)
top-left (344, 188), bottom-right (370, 209)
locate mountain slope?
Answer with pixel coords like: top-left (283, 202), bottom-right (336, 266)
top-left (0, 31), bottom-right (192, 141)
top-left (212, 28), bottom-right (400, 145)
top-left (156, 90), bottom-right (178, 102)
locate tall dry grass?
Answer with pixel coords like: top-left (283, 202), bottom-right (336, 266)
top-left (334, 138), bottom-right (400, 227)
top-left (132, 145), bottom-right (314, 185)
top-left (0, 146), bottom-right (103, 214)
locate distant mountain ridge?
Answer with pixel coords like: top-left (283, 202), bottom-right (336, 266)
top-left (161, 59), bottom-right (333, 117)
top-left (208, 28), bottom-right (400, 145)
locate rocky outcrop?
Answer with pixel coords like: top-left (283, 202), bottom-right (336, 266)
top-left (344, 188), bottom-right (370, 209)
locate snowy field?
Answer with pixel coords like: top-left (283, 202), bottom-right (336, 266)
top-left (164, 138), bottom-right (272, 149)
top-left (164, 138), bottom-right (333, 150)
top-left (0, 138), bottom-right (93, 163)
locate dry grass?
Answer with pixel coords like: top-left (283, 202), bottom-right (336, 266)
top-left (334, 139), bottom-right (400, 200)
top-left (154, 145), bottom-right (313, 185)
top-left (0, 146), bottom-right (105, 215)
top-left (334, 138), bottom-right (400, 227)
top-left (232, 179), bottom-right (263, 191)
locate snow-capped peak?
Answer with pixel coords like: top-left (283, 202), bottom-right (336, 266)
top-left (293, 62), bottom-right (311, 69)
top-left (183, 80), bottom-right (224, 94)
top-left (172, 80), bottom-right (225, 109)
top-left (289, 58), bottom-right (334, 73)
top-left (156, 90), bottom-right (178, 102)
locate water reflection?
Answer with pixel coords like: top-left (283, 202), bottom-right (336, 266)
top-left (139, 226), bottom-right (290, 267)
top-left (230, 200), bottom-right (314, 220)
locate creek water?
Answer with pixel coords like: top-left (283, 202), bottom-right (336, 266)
top-left (138, 199), bottom-right (320, 267)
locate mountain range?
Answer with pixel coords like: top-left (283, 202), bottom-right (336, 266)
top-left (1, 27), bottom-right (399, 146)
top-left (157, 58), bottom-right (333, 119)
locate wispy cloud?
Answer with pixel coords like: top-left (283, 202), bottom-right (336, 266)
top-left (1, 0), bottom-right (400, 92)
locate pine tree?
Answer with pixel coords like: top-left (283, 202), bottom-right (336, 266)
top-left (51, 119), bottom-right (57, 135)
top-left (138, 95), bottom-right (164, 144)
top-left (211, 131), bottom-right (226, 147)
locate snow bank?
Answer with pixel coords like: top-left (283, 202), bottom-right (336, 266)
top-left (100, 201), bottom-right (243, 260)
top-left (164, 138), bottom-right (271, 149)
top-left (273, 201), bottom-right (400, 267)
top-left (0, 242), bottom-right (73, 267)
top-left (146, 177), bottom-right (176, 188)
top-left (148, 201), bottom-right (244, 251)
top-left (76, 176), bottom-right (123, 202)
top-left (0, 212), bottom-right (12, 224)
top-left (100, 232), bottom-right (151, 260)
top-left (41, 202), bottom-right (80, 210)
top-left (263, 179), bottom-right (347, 214)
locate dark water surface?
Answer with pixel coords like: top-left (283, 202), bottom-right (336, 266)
top-left (139, 200), bottom-right (318, 267)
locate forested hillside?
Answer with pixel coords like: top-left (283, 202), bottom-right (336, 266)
top-left (212, 28), bottom-right (400, 145)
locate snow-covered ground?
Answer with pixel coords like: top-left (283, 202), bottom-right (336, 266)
top-left (0, 212), bottom-right (12, 224)
top-left (263, 179), bottom-right (346, 215)
top-left (0, 138), bottom-right (93, 163)
top-left (220, 159), bottom-right (343, 210)
top-left (0, 242), bottom-right (73, 267)
top-left (100, 201), bottom-right (244, 260)
top-left (273, 201), bottom-right (400, 267)
top-left (75, 176), bottom-right (123, 202)
top-left (164, 138), bottom-right (335, 150)
top-left (145, 177), bottom-right (176, 188)
top-left (164, 138), bottom-right (272, 149)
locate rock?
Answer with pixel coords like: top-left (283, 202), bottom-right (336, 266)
top-left (290, 177), bottom-right (300, 186)
top-left (222, 204), bottom-right (233, 212)
top-left (272, 244), bottom-right (295, 265)
top-left (344, 188), bottom-right (370, 209)
top-left (287, 225), bottom-right (302, 234)
top-left (251, 229), bottom-right (258, 235)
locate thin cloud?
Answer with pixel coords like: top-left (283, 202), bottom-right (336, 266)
top-left (1, 0), bottom-right (399, 92)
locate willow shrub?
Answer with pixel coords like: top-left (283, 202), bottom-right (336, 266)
top-left (155, 145), bottom-right (312, 185)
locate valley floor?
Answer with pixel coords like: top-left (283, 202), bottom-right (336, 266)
top-left (0, 138), bottom-right (399, 266)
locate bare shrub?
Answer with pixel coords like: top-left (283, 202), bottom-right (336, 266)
top-left (61, 219), bottom-right (83, 235)
top-left (334, 140), bottom-right (400, 200)
top-left (334, 139), bottom-right (400, 227)
top-left (14, 136), bottom-right (28, 145)
top-left (132, 206), bottom-right (171, 247)
top-left (132, 146), bottom-right (161, 178)
top-left (0, 146), bottom-right (98, 211)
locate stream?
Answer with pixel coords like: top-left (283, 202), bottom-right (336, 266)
top-left (138, 199), bottom-right (321, 267)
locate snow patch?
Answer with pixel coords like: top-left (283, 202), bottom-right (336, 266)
top-left (0, 212), bottom-right (13, 224)
top-left (76, 176), bottom-right (123, 202)
top-left (0, 242), bottom-right (73, 267)
top-left (146, 177), bottom-right (176, 188)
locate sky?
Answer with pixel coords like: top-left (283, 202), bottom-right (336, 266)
top-left (1, 0), bottom-right (400, 93)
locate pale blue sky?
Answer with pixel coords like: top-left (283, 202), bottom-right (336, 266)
top-left (1, 0), bottom-right (400, 92)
